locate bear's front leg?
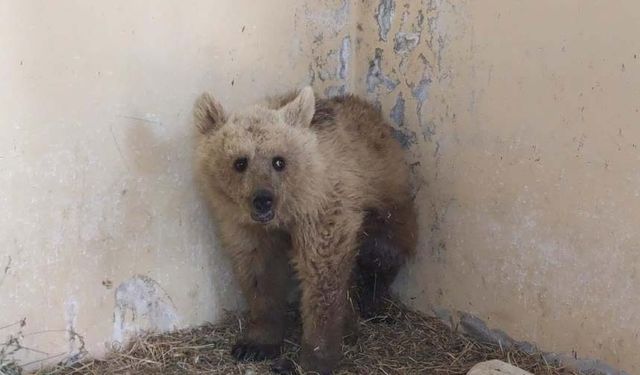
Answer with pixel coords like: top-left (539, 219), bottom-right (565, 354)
top-left (222, 225), bottom-right (290, 362)
top-left (293, 216), bottom-right (360, 374)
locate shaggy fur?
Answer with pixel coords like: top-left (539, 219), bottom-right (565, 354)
top-left (193, 87), bottom-right (417, 374)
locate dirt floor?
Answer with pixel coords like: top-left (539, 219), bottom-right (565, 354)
top-left (34, 300), bottom-right (577, 375)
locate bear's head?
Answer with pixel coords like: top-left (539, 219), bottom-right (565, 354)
top-left (193, 87), bottom-right (322, 228)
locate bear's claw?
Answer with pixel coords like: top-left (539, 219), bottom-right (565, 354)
top-left (231, 341), bottom-right (279, 362)
top-left (270, 358), bottom-right (296, 374)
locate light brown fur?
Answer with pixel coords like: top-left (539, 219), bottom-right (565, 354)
top-left (193, 87), bottom-right (416, 374)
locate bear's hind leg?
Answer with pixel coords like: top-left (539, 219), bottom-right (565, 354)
top-left (356, 202), bottom-right (417, 318)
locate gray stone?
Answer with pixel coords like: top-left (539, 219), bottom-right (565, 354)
top-left (467, 360), bottom-right (532, 375)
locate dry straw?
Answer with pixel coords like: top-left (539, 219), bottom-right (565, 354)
top-left (35, 300), bottom-right (576, 375)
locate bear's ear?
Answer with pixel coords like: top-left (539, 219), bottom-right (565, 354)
top-left (193, 92), bottom-right (226, 134)
top-left (280, 86), bottom-right (315, 128)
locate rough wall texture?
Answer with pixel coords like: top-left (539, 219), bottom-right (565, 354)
top-left (0, 0), bottom-right (352, 369)
top-left (2, 0), bottom-right (639, 373)
top-left (353, 1), bottom-right (638, 373)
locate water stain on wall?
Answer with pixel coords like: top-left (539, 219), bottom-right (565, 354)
top-left (112, 275), bottom-right (179, 344)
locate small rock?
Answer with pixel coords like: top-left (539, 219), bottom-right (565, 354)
top-left (467, 360), bottom-right (533, 375)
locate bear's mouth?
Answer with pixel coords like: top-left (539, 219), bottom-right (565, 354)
top-left (251, 210), bottom-right (275, 223)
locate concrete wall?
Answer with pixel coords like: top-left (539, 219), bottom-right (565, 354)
top-left (2, 0), bottom-right (639, 373)
top-left (353, 1), bottom-right (638, 373)
top-left (0, 0), bottom-right (352, 369)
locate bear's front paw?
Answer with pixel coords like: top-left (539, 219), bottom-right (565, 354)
top-left (299, 346), bottom-right (339, 375)
top-left (270, 358), bottom-right (296, 374)
top-left (231, 340), bottom-right (280, 362)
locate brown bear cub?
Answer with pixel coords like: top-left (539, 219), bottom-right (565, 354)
top-left (193, 87), bottom-right (417, 374)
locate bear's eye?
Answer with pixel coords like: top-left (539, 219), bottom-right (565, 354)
top-left (272, 156), bottom-right (286, 171)
top-left (233, 157), bottom-right (248, 172)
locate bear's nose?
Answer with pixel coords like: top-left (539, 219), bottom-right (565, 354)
top-left (252, 189), bottom-right (274, 214)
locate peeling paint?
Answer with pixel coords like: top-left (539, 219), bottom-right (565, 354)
top-left (412, 76), bottom-right (432, 129)
top-left (394, 32), bottom-right (420, 54)
top-left (306, 63), bottom-right (316, 86)
top-left (112, 275), bottom-right (179, 344)
top-left (390, 92), bottom-right (405, 126)
top-left (411, 76), bottom-right (431, 104)
top-left (366, 48), bottom-right (400, 93)
top-left (339, 36), bottom-right (351, 80)
top-left (416, 9), bottom-right (425, 31)
top-left (399, 9), bottom-right (410, 31)
top-left (375, 0), bottom-right (395, 41)
top-left (391, 128), bottom-right (416, 149)
top-left (421, 120), bottom-right (437, 143)
top-left (324, 85), bottom-right (346, 98)
top-left (300, 0), bottom-right (353, 99)
top-left (313, 48), bottom-right (345, 83)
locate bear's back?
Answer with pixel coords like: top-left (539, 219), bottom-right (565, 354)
top-left (312, 95), bottom-right (412, 209)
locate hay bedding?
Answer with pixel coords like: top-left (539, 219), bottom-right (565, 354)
top-left (37, 301), bottom-right (575, 375)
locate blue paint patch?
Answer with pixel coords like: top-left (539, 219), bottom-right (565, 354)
top-left (421, 121), bottom-right (436, 142)
top-left (375, 0), bottom-right (395, 41)
top-left (391, 128), bottom-right (417, 149)
top-left (412, 77), bottom-right (432, 134)
top-left (394, 32), bottom-right (421, 54)
top-left (366, 48), bottom-right (400, 93)
top-left (339, 36), bottom-right (351, 80)
top-left (412, 77), bottom-right (431, 103)
top-left (390, 92), bottom-right (405, 126)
